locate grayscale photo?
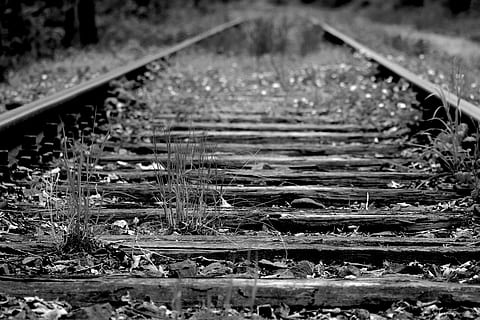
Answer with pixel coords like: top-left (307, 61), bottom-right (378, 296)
top-left (1, 0), bottom-right (480, 318)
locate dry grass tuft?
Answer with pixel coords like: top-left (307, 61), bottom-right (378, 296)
top-left (154, 130), bottom-right (221, 234)
top-left (46, 131), bottom-right (106, 254)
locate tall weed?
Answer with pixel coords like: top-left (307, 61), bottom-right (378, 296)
top-left (419, 65), bottom-right (480, 198)
top-left (47, 130), bottom-right (106, 253)
top-left (154, 130), bottom-right (220, 233)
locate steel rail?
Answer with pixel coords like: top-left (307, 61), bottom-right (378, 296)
top-left (0, 17), bottom-right (249, 137)
top-left (314, 19), bottom-right (480, 123)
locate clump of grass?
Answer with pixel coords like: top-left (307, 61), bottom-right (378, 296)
top-left (154, 130), bottom-right (220, 234)
top-left (427, 93), bottom-right (469, 175)
top-left (419, 65), bottom-right (480, 198)
top-left (47, 132), bottom-right (104, 254)
top-left (59, 137), bottom-right (100, 253)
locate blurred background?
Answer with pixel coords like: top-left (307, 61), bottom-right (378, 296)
top-left (1, 0), bottom-right (479, 83)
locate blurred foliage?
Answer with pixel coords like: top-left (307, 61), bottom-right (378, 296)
top-left (96, 0), bottom-right (171, 21)
top-left (301, 0), bottom-right (480, 15)
top-left (4, 0), bottom-right (477, 82)
top-left (356, 0), bottom-right (480, 15)
top-left (344, 0), bottom-right (480, 43)
top-left (0, 0), bottom-right (234, 81)
top-left (0, 0), bottom-right (66, 80)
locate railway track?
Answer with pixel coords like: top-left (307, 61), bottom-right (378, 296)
top-left (1, 14), bottom-right (480, 318)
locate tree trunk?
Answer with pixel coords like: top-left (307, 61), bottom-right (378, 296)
top-left (77, 0), bottom-right (98, 45)
top-left (62, 2), bottom-right (76, 47)
top-left (63, 0), bottom-right (98, 47)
